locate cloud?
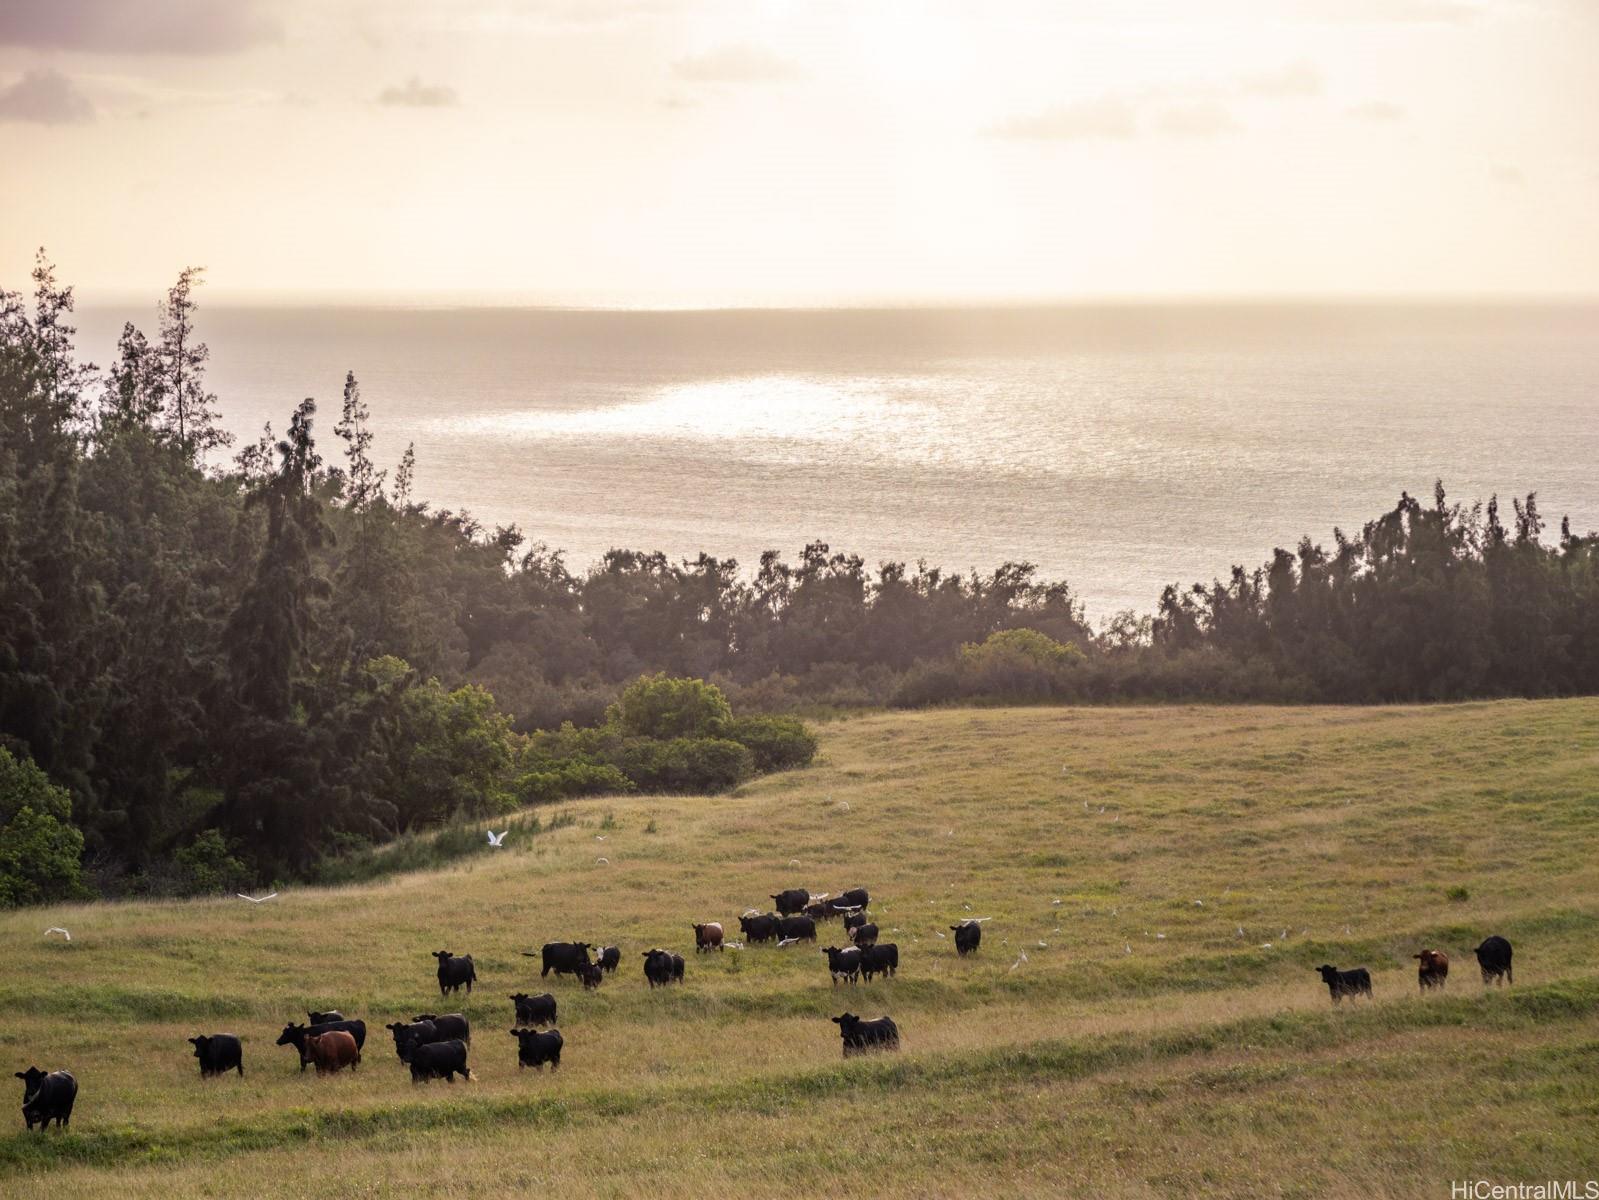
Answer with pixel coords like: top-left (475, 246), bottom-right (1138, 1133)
top-left (992, 97), bottom-right (1137, 141)
top-left (0, 0), bottom-right (282, 54)
top-left (1157, 102), bottom-right (1236, 138)
top-left (1241, 61), bottom-right (1323, 98)
top-left (1490, 164), bottom-right (1525, 186)
top-left (1347, 100), bottom-right (1406, 122)
top-left (672, 44), bottom-right (802, 84)
top-left (0, 69), bottom-right (94, 124)
top-left (378, 77), bottom-right (459, 108)
top-left (1303, 0), bottom-right (1481, 21)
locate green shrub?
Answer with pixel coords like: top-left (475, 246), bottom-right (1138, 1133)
top-left (726, 715), bottom-right (819, 772)
top-left (173, 829), bottom-right (251, 896)
top-left (606, 673), bottom-right (733, 740)
top-left (0, 748), bottom-right (87, 908)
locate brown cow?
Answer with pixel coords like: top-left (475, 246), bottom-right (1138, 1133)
top-left (305, 1030), bottom-right (360, 1075)
top-left (693, 922), bottom-right (724, 952)
top-left (1414, 949), bottom-right (1449, 991)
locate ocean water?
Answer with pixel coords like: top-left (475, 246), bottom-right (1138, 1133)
top-left (73, 302), bottom-right (1599, 620)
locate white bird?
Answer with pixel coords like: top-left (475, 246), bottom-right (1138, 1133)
top-left (595, 857), bottom-right (609, 865)
top-left (789, 859), bottom-right (801, 867)
top-left (963, 903), bottom-right (972, 911)
top-left (838, 801), bottom-right (851, 812)
top-left (1124, 943), bottom-right (1132, 955)
top-left (1236, 927), bottom-right (1246, 939)
top-left (486, 830), bottom-right (508, 847)
top-left (1112, 815), bottom-right (1120, 823)
top-left (1193, 900), bottom-right (1204, 907)
top-left (945, 829), bottom-right (955, 837)
top-left (595, 835), bottom-right (607, 842)
top-left (1083, 800), bottom-right (1089, 810)
top-left (1260, 942), bottom-right (1274, 950)
top-left (742, 908), bottom-right (762, 918)
top-left (1009, 951), bottom-right (1028, 972)
top-left (777, 937), bottom-right (800, 948)
top-left (935, 931), bottom-right (947, 939)
top-left (1156, 933), bottom-right (1167, 940)
top-left (44, 927), bottom-right (70, 941)
top-left (1098, 806), bottom-right (1105, 814)
top-left (1037, 941), bottom-right (1048, 948)
top-left (1280, 929), bottom-right (1288, 941)
top-left (237, 893), bottom-right (277, 904)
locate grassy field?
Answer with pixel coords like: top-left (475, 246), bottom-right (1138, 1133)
top-left (4, 701), bottom-right (1599, 1198)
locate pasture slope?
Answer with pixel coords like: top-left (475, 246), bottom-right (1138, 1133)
top-left (3, 702), bottom-right (1599, 1199)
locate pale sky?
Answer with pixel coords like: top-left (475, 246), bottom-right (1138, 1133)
top-left (2, 0), bottom-right (1596, 305)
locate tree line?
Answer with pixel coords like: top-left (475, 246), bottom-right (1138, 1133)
top-left (3, 255), bottom-right (1597, 901)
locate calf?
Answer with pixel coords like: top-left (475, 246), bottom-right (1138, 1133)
top-left (804, 901), bottom-right (839, 922)
top-left (693, 922), bottom-right (724, 952)
top-left (1315, 964), bottom-right (1374, 1003)
top-left (511, 1028), bottom-right (564, 1071)
top-left (823, 945), bottom-right (863, 986)
top-left (596, 946), bottom-right (621, 974)
top-left (669, 952), bottom-right (686, 983)
top-left (409, 1038), bottom-right (472, 1084)
top-left (412, 1013), bottom-right (470, 1044)
top-left (432, 950), bottom-right (477, 995)
top-left (643, 948), bottom-right (675, 988)
top-left (14, 1068), bottom-right (76, 1131)
top-left (848, 922), bottom-right (879, 947)
top-left (859, 943), bottom-right (898, 981)
top-left (842, 911), bottom-right (869, 937)
top-left (305, 1030), bottom-right (360, 1074)
top-left (778, 915), bottom-right (817, 943)
top-left (189, 1033), bottom-right (244, 1078)
top-left (511, 993), bottom-right (557, 1026)
top-left (1414, 949), bottom-right (1450, 991)
top-left (307, 1010), bottom-right (344, 1025)
top-left (576, 961), bottom-right (603, 990)
top-left (771, 887), bottom-right (810, 916)
top-left (1475, 936), bottom-right (1513, 986)
top-left (277, 1020), bottom-right (367, 1072)
top-left (831, 1013), bottom-right (899, 1057)
top-left (953, 921), bottom-right (981, 956)
top-left (739, 913), bottom-right (780, 944)
top-left (532, 942), bottom-right (593, 979)
top-left (386, 1019), bottom-right (437, 1063)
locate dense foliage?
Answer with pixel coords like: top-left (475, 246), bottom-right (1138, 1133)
top-left (3, 255), bottom-right (1597, 899)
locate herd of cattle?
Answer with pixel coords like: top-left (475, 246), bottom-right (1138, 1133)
top-left (12, 881), bottom-right (1520, 1133)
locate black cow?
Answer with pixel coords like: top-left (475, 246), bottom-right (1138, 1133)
top-left (669, 952), bottom-right (686, 982)
top-left (842, 911), bottom-right (869, 936)
top-left (740, 913), bottom-right (781, 943)
top-left (307, 1010), bottom-right (344, 1025)
top-left (189, 1034), bottom-right (243, 1078)
top-left (1316, 964), bottom-right (1374, 1003)
top-left (832, 888), bottom-right (870, 912)
top-left (276, 1020), bottom-right (367, 1072)
top-left (952, 921), bottom-right (981, 956)
top-left (15, 1068), bottom-right (76, 1131)
top-left (859, 943), bottom-right (898, 981)
top-left (511, 993), bottom-right (557, 1026)
top-left (409, 1038), bottom-right (472, 1084)
top-left (596, 946), bottom-right (621, 974)
top-left (432, 950), bottom-right (477, 995)
top-left (771, 888), bottom-right (810, 916)
top-left (412, 1013), bottom-right (470, 1044)
top-left (643, 948), bottom-right (675, 988)
top-left (804, 901), bottom-right (839, 922)
top-left (511, 1028), bottom-right (564, 1071)
top-left (832, 1013), bottom-right (899, 1057)
top-left (531, 942), bottom-right (594, 979)
top-left (849, 922), bottom-right (879, 947)
top-left (386, 1019), bottom-right (437, 1063)
top-left (1475, 936), bottom-right (1514, 985)
top-left (779, 915), bottom-right (817, 942)
top-left (823, 945), bottom-right (862, 986)
top-left (576, 961), bottom-right (603, 990)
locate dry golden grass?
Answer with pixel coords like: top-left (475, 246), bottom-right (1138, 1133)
top-left (3, 701), bottom-right (1598, 1197)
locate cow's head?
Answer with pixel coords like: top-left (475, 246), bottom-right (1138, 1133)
top-left (831, 1014), bottom-right (860, 1032)
top-left (432, 950), bottom-right (453, 963)
top-left (276, 1024), bottom-right (305, 1046)
top-left (189, 1035), bottom-right (210, 1057)
top-left (14, 1067), bottom-right (46, 1100)
top-left (1315, 965), bottom-right (1340, 983)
